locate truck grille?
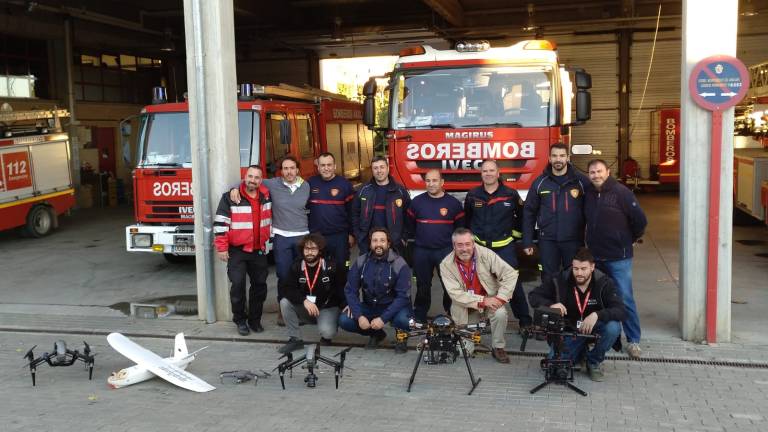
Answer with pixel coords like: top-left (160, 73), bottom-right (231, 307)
top-left (143, 200), bottom-right (194, 220)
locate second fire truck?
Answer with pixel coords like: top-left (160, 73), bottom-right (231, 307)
top-left (126, 84), bottom-right (373, 261)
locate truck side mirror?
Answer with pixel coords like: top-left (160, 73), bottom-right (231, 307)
top-left (574, 70), bottom-right (591, 123)
top-left (363, 78), bottom-right (377, 128)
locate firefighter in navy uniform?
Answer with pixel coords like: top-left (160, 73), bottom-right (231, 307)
top-left (522, 143), bottom-right (589, 282)
top-left (406, 169), bottom-right (464, 322)
top-left (307, 152), bottom-right (355, 270)
top-left (351, 156), bottom-right (410, 256)
top-left (214, 165), bottom-right (273, 336)
top-left (463, 159), bottom-right (533, 329)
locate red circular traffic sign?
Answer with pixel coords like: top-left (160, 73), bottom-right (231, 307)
top-left (689, 55), bottom-right (749, 111)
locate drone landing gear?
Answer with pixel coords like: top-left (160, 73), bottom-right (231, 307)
top-left (407, 337), bottom-right (482, 395)
top-left (275, 344), bottom-right (352, 389)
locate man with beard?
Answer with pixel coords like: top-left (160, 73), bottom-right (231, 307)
top-left (440, 228), bottom-right (519, 363)
top-left (340, 227), bottom-right (412, 353)
top-left (277, 233), bottom-right (344, 354)
top-left (522, 143), bottom-right (590, 281)
top-left (584, 159), bottom-right (647, 359)
top-left (464, 159), bottom-right (532, 330)
top-left (406, 169), bottom-right (464, 322)
top-left (352, 156), bottom-right (410, 255)
top-left (528, 247), bottom-right (625, 381)
top-left (214, 165), bottom-right (273, 336)
top-left (307, 153), bottom-right (355, 269)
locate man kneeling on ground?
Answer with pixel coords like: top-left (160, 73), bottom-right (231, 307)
top-left (440, 228), bottom-right (519, 364)
top-left (340, 227), bottom-right (412, 353)
top-left (528, 247), bottom-right (626, 381)
top-left (278, 233), bottom-right (344, 354)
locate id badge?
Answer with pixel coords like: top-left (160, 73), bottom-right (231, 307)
top-left (576, 320), bottom-right (583, 329)
top-left (468, 289), bottom-right (475, 295)
top-left (306, 295), bottom-right (317, 304)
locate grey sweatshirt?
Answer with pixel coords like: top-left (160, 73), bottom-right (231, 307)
top-left (263, 177), bottom-right (309, 232)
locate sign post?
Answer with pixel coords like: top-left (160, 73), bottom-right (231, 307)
top-left (688, 55), bottom-right (749, 343)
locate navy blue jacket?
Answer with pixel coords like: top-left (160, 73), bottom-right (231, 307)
top-left (584, 176), bottom-right (647, 261)
top-left (352, 177), bottom-right (410, 246)
top-left (344, 250), bottom-right (411, 323)
top-left (464, 184), bottom-right (523, 246)
top-left (307, 174), bottom-right (354, 235)
top-left (522, 164), bottom-right (589, 246)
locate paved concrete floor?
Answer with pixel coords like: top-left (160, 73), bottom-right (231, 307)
top-left (1, 331), bottom-right (767, 432)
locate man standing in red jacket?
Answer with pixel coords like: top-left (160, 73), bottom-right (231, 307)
top-left (214, 165), bottom-right (273, 336)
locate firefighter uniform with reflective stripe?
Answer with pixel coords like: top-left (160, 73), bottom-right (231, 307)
top-left (307, 174), bottom-right (354, 269)
top-left (406, 192), bottom-right (465, 321)
top-left (214, 182), bottom-right (273, 328)
top-left (463, 183), bottom-right (532, 326)
top-left (522, 163), bottom-right (588, 281)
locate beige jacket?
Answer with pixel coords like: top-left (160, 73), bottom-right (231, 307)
top-left (439, 244), bottom-right (519, 310)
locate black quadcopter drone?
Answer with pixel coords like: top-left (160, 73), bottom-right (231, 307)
top-left (219, 369), bottom-right (271, 385)
top-left (398, 314), bottom-right (490, 395)
top-left (274, 344), bottom-right (352, 389)
top-left (23, 340), bottom-right (95, 386)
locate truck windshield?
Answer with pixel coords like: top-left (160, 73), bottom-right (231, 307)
top-left (138, 111), bottom-right (259, 167)
top-left (391, 65), bottom-right (554, 129)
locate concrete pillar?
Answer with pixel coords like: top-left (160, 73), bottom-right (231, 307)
top-left (183, 0), bottom-right (240, 322)
top-left (679, 0), bottom-right (737, 342)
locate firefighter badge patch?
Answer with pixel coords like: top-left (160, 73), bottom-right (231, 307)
top-left (439, 207), bottom-right (448, 216)
top-left (395, 198), bottom-right (403, 207)
top-left (330, 188), bottom-right (339, 197)
top-left (570, 188), bottom-right (580, 199)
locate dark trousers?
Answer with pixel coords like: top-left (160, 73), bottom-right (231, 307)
top-left (538, 239), bottom-right (583, 282)
top-left (412, 245), bottom-right (452, 322)
top-left (490, 243), bottom-right (532, 326)
top-left (227, 247), bottom-right (268, 326)
top-left (273, 234), bottom-right (302, 299)
top-left (338, 303), bottom-right (412, 336)
top-left (323, 232), bottom-right (350, 269)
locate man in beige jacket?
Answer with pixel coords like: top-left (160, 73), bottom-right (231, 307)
top-left (440, 227), bottom-right (519, 363)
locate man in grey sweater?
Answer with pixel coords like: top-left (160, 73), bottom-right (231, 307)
top-left (231, 155), bottom-right (310, 327)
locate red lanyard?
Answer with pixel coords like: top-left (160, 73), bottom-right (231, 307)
top-left (303, 259), bottom-right (323, 294)
top-left (456, 255), bottom-right (476, 289)
top-left (573, 288), bottom-right (591, 319)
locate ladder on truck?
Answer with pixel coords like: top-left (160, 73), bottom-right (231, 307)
top-left (0, 107), bottom-right (69, 137)
top-left (249, 83), bottom-right (350, 103)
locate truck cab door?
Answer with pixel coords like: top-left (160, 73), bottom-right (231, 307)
top-left (294, 112), bottom-right (317, 177)
top-left (264, 112), bottom-right (290, 177)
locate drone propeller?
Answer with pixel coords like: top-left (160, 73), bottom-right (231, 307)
top-left (23, 345), bottom-right (37, 361)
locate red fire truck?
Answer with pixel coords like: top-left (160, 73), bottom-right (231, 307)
top-left (362, 39), bottom-right (592, 198)
top-left (0, 108), bottom-right (75, 237)
top-left (125, 84), bottom-right (374, 260)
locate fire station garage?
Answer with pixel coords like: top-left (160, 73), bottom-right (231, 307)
top-left (0, 0), bottom-right (766, 351)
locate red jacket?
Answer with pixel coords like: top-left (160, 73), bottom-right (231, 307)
top-left (214, 182), bottom-right (273, 253)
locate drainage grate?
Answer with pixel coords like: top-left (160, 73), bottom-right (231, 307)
top-left (502, 349), bottom-right (768, 369)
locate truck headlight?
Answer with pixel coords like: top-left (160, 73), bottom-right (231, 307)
top-left (132, 233), bottom-right (152, 248)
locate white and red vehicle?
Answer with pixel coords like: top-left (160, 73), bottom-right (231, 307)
top-left (362, 39), bottom-right (592, 198)
top-left (126, 84), bottom-right (373, 260)
top-left (0, 108), bottom-right (75, 237)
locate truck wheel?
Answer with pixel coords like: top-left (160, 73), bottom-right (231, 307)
top-left (24, 205), bottom-right (54, 238)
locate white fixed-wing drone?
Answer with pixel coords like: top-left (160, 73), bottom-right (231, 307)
top-left (106, 332), bottom-right (215, 392)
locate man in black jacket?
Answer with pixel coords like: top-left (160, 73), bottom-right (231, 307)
top-left (529, 247), bottom-right (625, 381)
top-left (278, 233), bottom-right (345, 354)
top-left (584, 159), bottom-right (647, 359)
top-left (351, 156), bottom-right (410, 255)
top-left (522, 143), bottom-right (589, 281)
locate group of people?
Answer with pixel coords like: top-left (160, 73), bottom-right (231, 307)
top-left (212, 144), bottom-right (647, 382)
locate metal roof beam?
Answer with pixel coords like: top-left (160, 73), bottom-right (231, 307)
top-left (422, 0), bottom-right (464, 27)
